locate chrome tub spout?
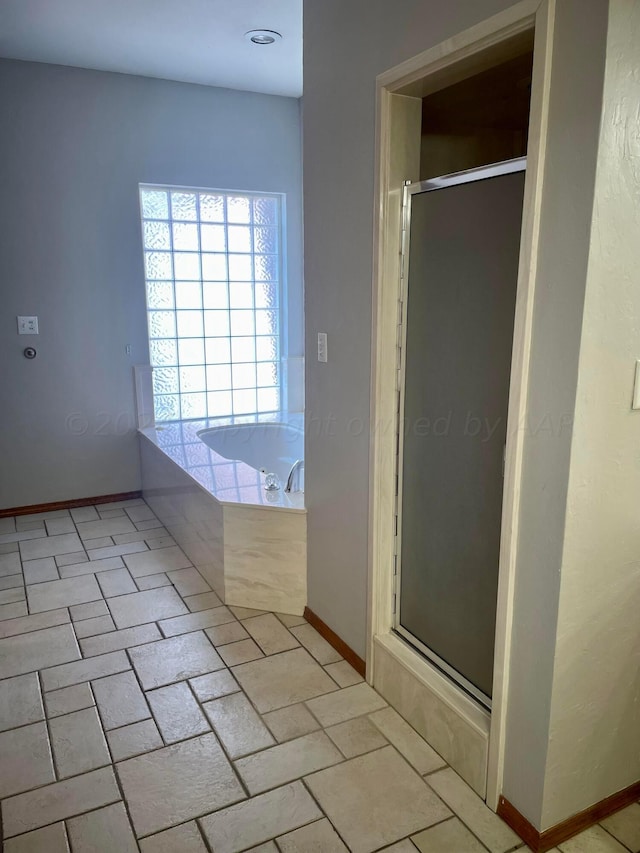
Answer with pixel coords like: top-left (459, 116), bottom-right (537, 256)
top-left (285, 459), bottom-right (305, 493)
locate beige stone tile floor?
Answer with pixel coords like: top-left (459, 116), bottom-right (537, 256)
top-left (0, 498), bottom-right (638, 852)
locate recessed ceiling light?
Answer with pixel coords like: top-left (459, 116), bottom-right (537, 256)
top-left (245, 29), bottom-right (282, 45)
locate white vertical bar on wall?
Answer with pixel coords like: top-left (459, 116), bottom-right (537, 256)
top-left (133, 365), bottom-right (155, 429)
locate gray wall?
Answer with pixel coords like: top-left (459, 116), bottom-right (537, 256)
top-left (0, 59), bottom-right (302, 509)
top-left (303, 0), bottom-right (518, 659)
top-left (502, 0), bottom-right (608, 826)
top-left (539, 0), bottom-right (640, 827)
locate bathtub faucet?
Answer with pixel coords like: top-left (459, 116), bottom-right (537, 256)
top-left (285, 459), bottom-right (305, 493)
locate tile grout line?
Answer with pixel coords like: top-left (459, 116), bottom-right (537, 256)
top-left (420, 773), bottom-right (511, 853)
top-left (37, 669), bottom-right (64, 786)
top-left (123, 642), bottom-right (166, 747)
top-left (3, 795), bottom-right (123, 844)
top-left (298, 775), bottom-right (353, 852)
top-left (109, 744), bottom-right (144, 851)
top-left (195, 815), bottom-right (215, 853)
top-left (598, 818), bottom-right (635, 852)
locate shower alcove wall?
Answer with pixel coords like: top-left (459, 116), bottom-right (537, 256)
top-left (368, 0), bottom-right (553, 807)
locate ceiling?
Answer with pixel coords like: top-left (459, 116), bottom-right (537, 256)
top-left (0, 0), bottom-right (303, 97)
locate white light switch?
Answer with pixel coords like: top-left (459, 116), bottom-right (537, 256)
top-left (17, 316), bottom-right (39, 335)
top-left (633, 360), bottom-right (640, 410)
top-left (317, 332), bottom-right (328, 363)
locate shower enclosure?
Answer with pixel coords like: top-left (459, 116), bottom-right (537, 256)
top-left (395, 158), bottom-right (526, 708)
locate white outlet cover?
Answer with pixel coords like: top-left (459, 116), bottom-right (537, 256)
top-left (17, 316), bottom-right (39, 335)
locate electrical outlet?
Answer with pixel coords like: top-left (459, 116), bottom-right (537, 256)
top-left (317, 332), bottom-right (328, 363)
top-left (17, 316), bottom-right (39, 335)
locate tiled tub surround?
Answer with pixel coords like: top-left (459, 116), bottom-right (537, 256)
top-left (0, 501), bottom-right (636, 852)
top-left (139, 414), bottom-right (306, 615)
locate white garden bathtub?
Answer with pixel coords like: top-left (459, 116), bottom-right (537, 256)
top-left (139, 413), bottom-right (306, 615)
top-left (198, 421), bottom-right (304, 487)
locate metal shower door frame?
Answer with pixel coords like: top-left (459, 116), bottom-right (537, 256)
top-left (393, 156), bottom-right (527, 711)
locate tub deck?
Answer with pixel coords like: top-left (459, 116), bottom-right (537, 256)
top-left (138, 414), bottom-right (306, 615)
top-left (139, 413), bottom-right (304, 512)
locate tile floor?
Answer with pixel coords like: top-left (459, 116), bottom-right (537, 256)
top-left (0, 498), bottom-right (638, 852)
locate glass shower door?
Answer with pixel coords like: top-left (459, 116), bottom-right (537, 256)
top-left (396, 161), bottom-right (526, 707)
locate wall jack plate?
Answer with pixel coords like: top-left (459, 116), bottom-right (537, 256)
top-left (17, 316), bottom-right (39, 335)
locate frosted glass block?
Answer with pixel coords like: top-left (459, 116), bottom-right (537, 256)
top-left (179, 365), bottom-right (206, 393)
top-left (176, 310), bottom-right (204, 338)
top-left (201, 254), bottom-right (228, 280)
top-left (204, 310), bottom-right (230, 337)
top-left (257, 362), bottom-right (278, 388)
top-left (153, 367), bottom-right (179, 395)
top-left (175, 281), bottom-right (202, 309)
top-left (145, 251), bottom-right (173, 280)
top-left (255, 309), bottom-right (278, 336)
top-left (185, 443), bottom-right (210, 466)
top-left (206, 364), bottom-right (231, 391)
top-left (228, 254), bottom-right (252, 281)
top-left (253, 197), bottom-right (278, 225)
top-left (166, 445), bottom-right (187, 465)
top-left (254, 282), bottom-right (278, 309)
top-left (229, 282), bottom-right (253, 309)
top-left (256, 336), bottom-right (278, 361)
top-left (180, 393), bottom-right (207, 420)
top-left (232, 363), bottom-right (256, 389)
top-left (174, 252), bottom-right (201, 280)
top-left (233, 389), bottom-right (257, 415)
top-left (181, 422), bottom-right (202, 442)
top-left (149, 339), bottom-right (178, 366)
top-left (253, 226), bottom-right (278, 254)
top-left (144, 221), bottom-right (171, 250)
top-left (154, 394), bottom-right (180, 421)
top-left (230, 309), bottom-right (254, 336)
top-left (205, 338), bottom-right (231, 364)
top-left (257, 388), bottom-right (280, 412)
top-left (192, 467), bottom-right (216, 490)
top-left (148, 310), bottom-right (176, 338)
top-left (227, 226), bottom-right (251, 253)
top-left (227, 196), bottom-right (251, 223)
top-left (200, 194), bottom-right (225, 222)
top-left (254, 255), bottom-right (278, 282)
top-left (146, 281), bottom-right (174, 309)
top-left (141, 189), bottom-right (169, 220)
top-left (231, 336), bottom-right (255, 363)
top-left (173, 223), bottom-right (199, 251)
top-left (178, 338), bottom-right (205, 365)
top-left (207, 391), bottom-right (233, 418)
top-left (171, 192), bottom-right (198, 220)
top-left (211, 463), bottom-right (237, 489)
top-left (203, 281), bottom-right (228, 309)
top-left (201, 224), bottom-right (226, 252)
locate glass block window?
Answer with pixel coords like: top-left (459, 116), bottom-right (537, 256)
top-left (139, 185), bottom-right (282, 422)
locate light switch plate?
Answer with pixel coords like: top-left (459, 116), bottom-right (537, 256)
top-left (17, 316), bottom-right (39, 335)
top-left (633, 360), bottom-right (640, 410)
top-left (317, 332), bottom-right (328, 363)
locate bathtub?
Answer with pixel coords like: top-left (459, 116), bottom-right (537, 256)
top-left (138, 413), bottom-right (307, 615)
top-left (198, 422), bottom-right (304, 488)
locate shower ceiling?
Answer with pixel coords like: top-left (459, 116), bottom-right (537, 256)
top-left (0, 0), bottom-right (302, 97)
